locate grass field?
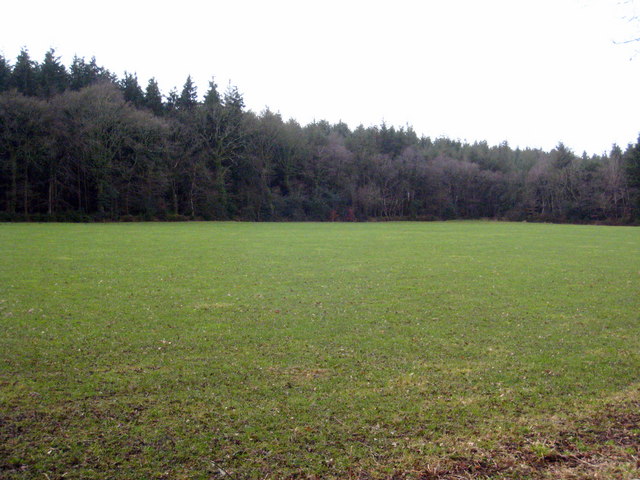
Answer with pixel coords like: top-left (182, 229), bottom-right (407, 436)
top-left (1, 221), bottom-right (639, 479)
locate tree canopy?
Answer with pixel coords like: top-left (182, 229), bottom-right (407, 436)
top-left (0, 49), bottom-right (638, 223)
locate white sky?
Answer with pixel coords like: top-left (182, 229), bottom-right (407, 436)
top-left (2, 0), bottom-right (640, 154)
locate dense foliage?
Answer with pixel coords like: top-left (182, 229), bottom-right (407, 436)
top-left (1, 48), bottom-right (639, 223)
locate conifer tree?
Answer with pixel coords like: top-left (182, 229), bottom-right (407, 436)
top-left (144, 77), bottom-right (164, 116)
top-left (624, 136), bottom-right (640, 218)
top-left (203, 78), bottom-right (221, 107)
top-left (177, 75), bottom-right (198, 110)
top-left (69, 56), bottom-right (87, 90)
top-left (11, 48), bottom-right (37, 96)
top-left (165, 87), bottom-right (179, 113)
top-left (38, 48), bottom-right (68, 98)
top-left (223, 83), bottom-right (244, 112)
top-left (0, 55), bottom-right (11, 93)
top-left (69, 55), bottom-right (113, 90)
top-left (120, 72), bottom-right (145, 107)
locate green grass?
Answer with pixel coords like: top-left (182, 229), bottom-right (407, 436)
top-left (1, 221), bottom-right (639, 479)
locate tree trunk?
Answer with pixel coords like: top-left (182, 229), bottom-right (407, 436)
top-left (214, 157), bottom-right (228, 218)
top-left (48, 177), bottom-right (53, 215)
top-left (173, 187), bottom-right (179, 215)
top-left (23, 168), bottom-right (29, 218)
top-left (125, 181), bottom-right (130, 216)
top-left (189, 166), bottom-right (196, 218)
top-left (9, 153), bottom-right (17, 214)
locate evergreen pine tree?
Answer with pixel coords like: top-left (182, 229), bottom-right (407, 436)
top-left (624, 136), bottom-right (640, 218)
top-left (223, 83), bottom-right (244, 112)
top-left (120, 72), bottom-right (145, 107)
top-left (165, 87), bottom-right (179, 113)
top-left (69, 55), bottom-right (113, 90)
top-left (0, 54), bottom-right (11, 93)
top-left (87, 57), bottom-right (115, 84)
top-left (38, 48), bottom-right (68, 98)
top-left (552, 142), bottom-right (574, 169)
top-left (144, 77), bottom-right (164, 116)
top-left (177, 75), bottom-right (198, 110)
top-left (69, 55), bottom-right (87, 90)
top-left (11, 48), bottom-right (37, 96)
top-left (203, 78), bottom-right (221, 107)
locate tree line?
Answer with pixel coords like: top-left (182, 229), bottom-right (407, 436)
top-left (1, 48), bottom-right (639, 223)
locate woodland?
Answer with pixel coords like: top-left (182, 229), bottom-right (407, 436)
top-left (1, 48), bottom-right (639, 223)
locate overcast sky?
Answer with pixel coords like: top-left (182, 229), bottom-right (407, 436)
top-left (2, 0), bottom-right (639, 154)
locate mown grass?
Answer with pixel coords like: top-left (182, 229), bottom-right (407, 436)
top-left (1, 221), bottom-right (639, 479)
